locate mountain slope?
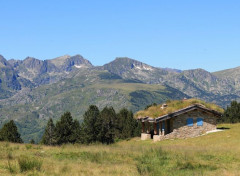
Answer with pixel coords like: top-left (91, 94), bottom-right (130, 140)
top-left (0, 68), bottom-right (188, 142)
top-left (213, 67), bottom-right (240, 90)
top-left (103, 58), bottom-right (240, 107)
top-left (1, 54), bottom-right (240, 142)
top-left (102, 57), bottom-right (172, 84)
top-left (0, 55), bottom-right (22, 99)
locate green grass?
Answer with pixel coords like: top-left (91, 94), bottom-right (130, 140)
top-left (90, 81), bottom-right (166, 93)
top-left (18, 156), bottom-right (42, 172)
top-left (0, 123), bottom-right (240, 175)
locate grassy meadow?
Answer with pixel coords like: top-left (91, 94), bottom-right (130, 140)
top-left (0, 123), bottom-right (240, 176)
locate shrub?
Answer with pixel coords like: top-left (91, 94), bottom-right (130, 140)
top-left (25, 144), bottom-right (32, 150)
top-left (7, 152), bottom-right (14, 160)
top-left (7, 160), bottom-right (17, 174)
top-left (18, 156), bottom-right (42, 172)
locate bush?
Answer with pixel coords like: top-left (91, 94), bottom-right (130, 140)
top-left (25, 144), bottom-right (32, 150)
top-left (7, 152), bottom-right (14, 160)
top-left (18, 156), bottom-right (42, 172)
top-left (7, 160), bottom-right (17, 174)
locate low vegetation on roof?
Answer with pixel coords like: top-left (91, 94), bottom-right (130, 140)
top-left (135, 98), bottom-right (224, 119)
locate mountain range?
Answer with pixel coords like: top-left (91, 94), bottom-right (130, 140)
top-left (0, 54), bottom-right (239, 142)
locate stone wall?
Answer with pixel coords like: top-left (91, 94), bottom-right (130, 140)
top-left (162, 109), bottom-right (217, 140)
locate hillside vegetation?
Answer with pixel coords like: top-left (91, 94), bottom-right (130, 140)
top-left (1, 54), bottom-right (240, 142)
top-left (0, 70), bottom-right (187, 142)
top-left (0, 123), bottom-right (239, 176)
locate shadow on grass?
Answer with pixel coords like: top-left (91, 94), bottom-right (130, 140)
top-left (217, 127), bottom-right (230, 130)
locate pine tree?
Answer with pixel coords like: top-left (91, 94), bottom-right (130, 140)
top-left (55, 112), bottom-right (78, 145)
top-left (115, 108), bottom-right (128, 139)
top-left (41, 118), bottom-right (56, 145)
top-left (0, 131), bottom-right (2, 141)
top-left (70, 119), bottom-right (81, 143)
top-left (30, 139), bottom-right (35, 144)
top-left (0, 120), bottom-right (23, 143)
top-left (81, 105), bottom-right (101, 144)
top-left (133, 120), bottom-right (142, 137)
top-left (116, 108), bottom-right (139, 139)
top-left (222, 101), bottom-right (240, 123)
top-left (98, 107), bottom-right (116, 144)
top-left (122, 110), bottom-right (135, 138)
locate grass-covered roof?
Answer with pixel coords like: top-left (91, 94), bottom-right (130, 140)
top-left (135, 98), bottom-right (224, 119)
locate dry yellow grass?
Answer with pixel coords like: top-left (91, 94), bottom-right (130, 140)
top-left (135, 98), bottom-right (224, 118)
top-left (0, 123), bottom-right (240, 176)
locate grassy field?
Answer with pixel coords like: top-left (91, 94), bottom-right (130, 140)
top-left (0, 123), bottom-right (240, 176)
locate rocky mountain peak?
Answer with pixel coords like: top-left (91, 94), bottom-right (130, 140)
top-left (22, 57), bottom-right (43, 69)
top-left (8, 59), bottom-right (22, 68)
top-left (183, 68), bottom-right (217, 80)
top-left (68, 55), bottom-right (93, 67)
top-left (104, 57), bottom-right (155, 73)
top-left (0, 55), bottom-right (10, 68)
top-left (50, 55), bottom-right (71, 67)
top-left (49, 54), bottom-right (92, 71)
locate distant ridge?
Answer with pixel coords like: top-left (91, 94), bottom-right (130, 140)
top-left (0, 54), bottom-right (240, 142)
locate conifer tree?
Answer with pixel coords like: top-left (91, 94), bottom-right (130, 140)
top-left (41, 118), bottom-right (56, 145)
top-left (133, 120), bottom-right (142, 137)
top-left (55, 112), bottom-right (78, 145)
top-left (70, 119), bottom-right (81, 143)
top-left (222, 101), bottom-right (240, 123)
top-left (122, 110), bottom-right (135, 138)
top-left (81, 105), bottom-right (101, 144)
top-left (0, 120), bottom-right (23, 143)
top-left (30, 139), bottom-right (35, 144)
top-left (98, 107), bottom-right (116, 144)
top-left (0, 131), bottom-right (2, 141)
top-left (116, 108), bottom-right (139, 139)
top-left (115, 108), bottom-right (128, 139)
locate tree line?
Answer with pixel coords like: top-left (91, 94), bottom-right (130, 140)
top-left (0, 105), bottom-right (140, 145)
top-left (220, 101), bottom-right (240, 123)
top-left (3, 100), bottom-right (239, 145)
top-left (41, 105), bottom-right (141, 145)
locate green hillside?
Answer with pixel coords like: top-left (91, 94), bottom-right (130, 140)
top-left (2, 55), bottom-right (240, 143)
top-left (0, 123), bottom-right (239, 175)
top-left (0, 70), bottom-right (187, 142)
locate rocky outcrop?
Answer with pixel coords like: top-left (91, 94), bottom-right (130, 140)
top-left (0, 55), bottom-right (21, 92)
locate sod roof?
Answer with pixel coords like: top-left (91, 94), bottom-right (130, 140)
top-left (134, 98), bottom-right (224, 119)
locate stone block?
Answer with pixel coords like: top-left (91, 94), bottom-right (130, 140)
top-left (141, 133), bottom-right (151, 140)
top-left (153, 135), bottom-right (161, 142)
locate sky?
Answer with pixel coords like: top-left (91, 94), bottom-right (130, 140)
top-left (0, 0), bottom-right (240, 72)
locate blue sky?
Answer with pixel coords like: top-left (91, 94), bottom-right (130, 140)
top-left (0, 0), bottom-right (240, 72)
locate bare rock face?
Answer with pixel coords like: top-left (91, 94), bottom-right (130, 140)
top-left (102, 57), bottom-right (169, 84)
top-left (0, 55), bottom-right (21, 94)
top-left (51, 54), bottom-right (93, 71)
top-left (8, 54), bottom-right (93, 86)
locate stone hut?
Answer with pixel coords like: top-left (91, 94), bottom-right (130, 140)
top-left (135, 99), bottom-right (223, 142)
